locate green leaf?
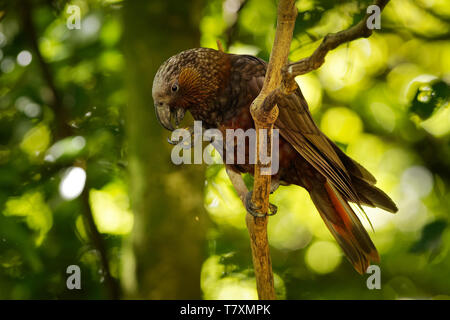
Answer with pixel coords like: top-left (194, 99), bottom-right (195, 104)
top-left (410, 219), bottom-right (447, 260)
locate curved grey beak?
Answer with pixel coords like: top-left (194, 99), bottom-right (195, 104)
top-left (154, 102), bottom-right (185, 132)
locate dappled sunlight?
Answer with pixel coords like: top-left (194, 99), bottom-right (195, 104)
top-left (99, 50), bottom-right (124, 73)
top-left (401, 166), bottom-right (434, 199)
top-left (203, 166), bottom-right (335, 246)
top-left (239, 0), bottom-right (276, 39)
top-left (59, 167), bottom-right (86, 200)
top-left (270, 185), bottom-right (330, 242)
top-left (39, 37), bottom-right (69, 62)
top-left (81, 15), bottom-right (101, 40)
top-left (200, 2), bottom-right (227, 49)
top-left (370, 102), bottom-right (397, 133)
top-left (308, 3), bottom-right (355, 38)
top-left (318, 46), bottom-right (367, 94)
top-left (15, 97), bottom-right (41, 118)
top-left (388, 63), bottom-right (426, 106)
top-left (305, 241), bottom-right (342, 274)
top-left (346, 134), bottom-right (388, 175)
top-left (0, 0), bottom-right (449, 300)
top-left (204, 166), bottom-right (247, 230)
top-left (20, 124), bottom-right (51, 160)
top-left (3, 192), bottom-right (53, 246)
top-left (214, 278), bottom-right (258, 300)
top-left (45, 136), bottom-right (86, 163)
top-left (295, 73), bottom-right (322, 113)
top-left (386, 0), bottom-right (449, 38)
top-left (395, 196), bottom-right (429, 233)
top-left (100, 19), bottom-right (122, 47)
top-left (201, 255), bottom-right (258, 300)
top-left (56, 61), bottom-right (95, 86)
top-left (420, 105), bottom-right (450, 137)
top-left (363, 206), bottom-right (396, 232)
top-left (89, 180), bottom-right (134, 235)
top-left (17, 50), bottom-right (32, 67)
top-left (267, 207), bottom-right (312, 251)
top-left (362, 36), bottom-right (389, 75)
top-left (316, 35), bottom-right (391, 103)
top-left (201, 255), bottom-right (286, 299)
top-left (320, 107), bottom-right (363, 144)
top-left (228, 43), bottom-right (260, 56)
top-left (75, 215), bottom-right (88, 242)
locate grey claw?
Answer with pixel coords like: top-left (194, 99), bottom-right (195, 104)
top-left (245, 191), bottom-right (265, 217)
top-left (167, 136), bottom-right (179, 145)
top-left (167, 126), bottom-right (195, 147)
top-left (267, 203), bottom-right (278, 216)
top-left (245, 191), bottom-right (277, 217)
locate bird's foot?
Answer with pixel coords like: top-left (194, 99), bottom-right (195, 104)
top-left (268, 202), bottom-right (278, 216)
top-left (167, 126), bottom-right (194, 148)
top-left (245, 191), bottom-right (278, 217)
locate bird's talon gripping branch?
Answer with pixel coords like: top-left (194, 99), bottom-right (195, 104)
top-left (245, 191), bottom-right (266, 218)
top-left (245, 191), bottom-right (278, 217)
top-left (267, 203), bottom-right (278, 216)
top-left (167, 136), bottom-right (178, 145)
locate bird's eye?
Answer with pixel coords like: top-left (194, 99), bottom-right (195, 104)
top-left (171, 83), bottom-right (179, 92)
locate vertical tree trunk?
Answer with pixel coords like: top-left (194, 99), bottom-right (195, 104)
top-left (123, 0), bottom-right (207, 299)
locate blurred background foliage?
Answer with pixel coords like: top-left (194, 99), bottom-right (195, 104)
top-left (0, 0), bottom-right (449, 299)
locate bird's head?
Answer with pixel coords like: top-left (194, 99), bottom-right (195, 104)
top-left (152, 48), bottom-right (228, 131)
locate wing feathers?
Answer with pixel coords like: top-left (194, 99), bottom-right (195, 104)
top-left (275, 88), bottom-right (363, 204)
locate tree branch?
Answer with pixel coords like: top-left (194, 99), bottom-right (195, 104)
top-left (247, 0), bottom-right (297, 300)
top-left (225, 167), bottom-right (276, 300)
top-left (282, 0), bottom-right (390, 93)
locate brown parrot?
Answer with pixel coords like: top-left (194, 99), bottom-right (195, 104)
top-left (152, 47), bottom-right (398, 274)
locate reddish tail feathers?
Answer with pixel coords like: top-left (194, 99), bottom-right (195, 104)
top-left (309, 181), bottom-right (379, 274)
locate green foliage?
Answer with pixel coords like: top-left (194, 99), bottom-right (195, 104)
top-left (410, 219), bottom-right (447, 258)
top-left (0, 0), bottom-right (125, 299)
top-left (410, 79), bottom-right (449, 120)
top-left (0, 0), bottom-right (449, 300)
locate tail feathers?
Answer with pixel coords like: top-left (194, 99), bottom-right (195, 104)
top-left (353, 177), bottom-right (398, 213)
top-left (309, 181), bottom-right (379, 274)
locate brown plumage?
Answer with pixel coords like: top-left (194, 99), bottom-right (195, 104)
top-left (152, 47), bottom-right (398, 274)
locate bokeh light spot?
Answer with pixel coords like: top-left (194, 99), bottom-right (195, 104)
top-left (305, 241), bottom-right (342, 274)
top-left (17, 50), bottom-right (32, 66)
top-left (89, 180), bottom-right (134, 235)
top-left (20, 124), bottom-right (51, 159)
top-left (401, 166), bottom-right (433, 199)
top-left (59, 167), bottom-right (86, 200)
top-left (321, 107), bottom-right (363, 144)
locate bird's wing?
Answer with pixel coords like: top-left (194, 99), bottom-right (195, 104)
top-left (275, 88), bottom-right (360, 203)
top-left (235, 54), bottom-right (360, 203)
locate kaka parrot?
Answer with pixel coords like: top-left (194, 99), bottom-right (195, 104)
top-left (152, 47), bottom-right (397, 274)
